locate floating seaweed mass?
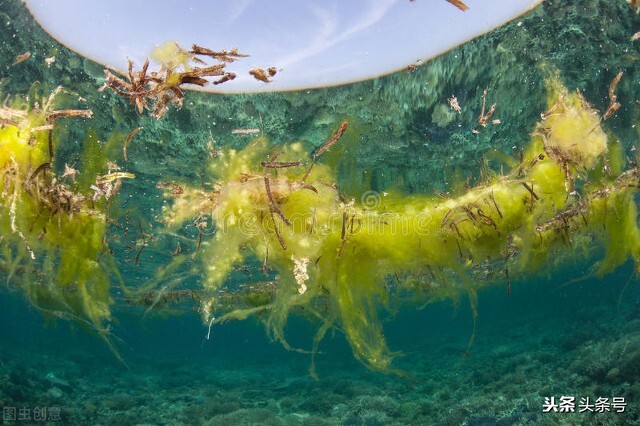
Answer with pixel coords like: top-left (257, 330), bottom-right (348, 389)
top-left (2, 54), bottom-right (640, 379)
top-left (101, 41), bottom-right (275, 119)
top-left (0, 89), bottom-right (135, 364)
top-left (155, 78), bottom-right (640, 373)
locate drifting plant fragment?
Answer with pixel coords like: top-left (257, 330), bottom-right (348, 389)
top-left (446, 0), bottom-right (469, 11)
top-left (123, 127), bottom-right (142, 162)
top-left (313, 121), bottom-right (348, 160)
top-left (477, 89), bottom-right (496, 127)
top-left (603, 71), bottom-right (623, 120)
top-left (249, 67), bottom-right (277, 83)
top-left (61, 163), bottom-right (79, 182)
top-left (101, 42), bottom-right (275, 119)
top-left (231, 128), bottom-right (260, 135)
top-left (156, 181), bottom-right (184, 196)
top-left (189, 45), bottom-right (248, 62)
top-left (292, 255), bottom-right (310, 294)
top-left (448, 95), bottom-right (462, 113)
top-left (46, 109), bottom-right (93, 122)
top-left (11, 52), bottom-right (31, 66)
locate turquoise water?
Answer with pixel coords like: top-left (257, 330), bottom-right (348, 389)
top-left (2, 266), bottom-right (638, 425)
top-left (1, 0), bottom-right (640, 424)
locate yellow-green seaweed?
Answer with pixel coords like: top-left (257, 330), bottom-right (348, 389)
top-left (0, 89), bottom-right (131, 360)
top-left (162, 78), bottom-right (640, 373)
top-left (5, 78), bottom-right (637, 374)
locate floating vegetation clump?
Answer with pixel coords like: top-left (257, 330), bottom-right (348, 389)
top-left (101, 41), bottom-right (274, 119)
top-left (0, 88), bottom-right (132, 359)
top-left (2, 75), bottom-right (639, 374)
top-left (160, 76), bottom-right (640, 374)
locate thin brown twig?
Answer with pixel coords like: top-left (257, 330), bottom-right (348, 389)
top-left (337, 211), bottom-right (349, 258)
top-left (506, 268), bottom-right (511, 295)
top-left (446, 0), bottom-right (469, 11)
top-left (27, 162), bottom-right (51, 185)
top-left (521, 182), bottom-right (539, 200)
top-left (123, 127), bottom-right (142, 162)
top-left (603, 71), bottom-right (623, 120)
top-left (189, 45), bottom-right (249, 62)
top-left (269, 209), bottom-right (287, 251)
top-left (46, 109), bottom-right (93, 122)
top-left (260, 161), bottom-right (302, 169)
top-left (477, 90), bottom-right (496, 127)
top-left (48, 128), bottom-right (54, 160)
top-left (313, 121), bottom-right (348, 160)
top-left (489, 191), bottom-right (503, 218)
top-left (263, 176), bottom-right (291, 226)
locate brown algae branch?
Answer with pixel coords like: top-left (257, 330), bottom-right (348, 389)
top-left (446, 0), bottom-right (469, 11)
top-left (260, 161), bottom-right (302, 169)
top-left (46, 109), bottom-right (93, 122)
top-left (123, 127), bottom-right (142, 162)
top-left (603, 71), bottom-right (623, 120)
top-left (263, 175), bottom-right (291, 226)
top-left (303, 120), bottom-right (349, 182)
top-left (313, 121), bottom-right (348, 161)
